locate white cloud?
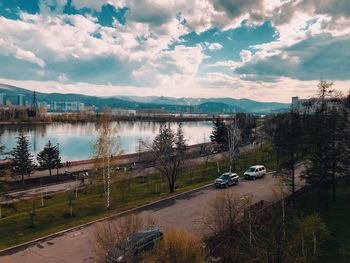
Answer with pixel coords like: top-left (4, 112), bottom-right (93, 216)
top-left (5, 74), bottom-right (349, 103)
top-left (209, 60), bottom-right (241, 69)
top-left (206, 42), bottom-right (223, 50)
top-left (15, 48), bottom-right (46, 67)
top-left (240, 49), bottom-right (252, 63)
top-left (1, 0), bottom-right (350, 102)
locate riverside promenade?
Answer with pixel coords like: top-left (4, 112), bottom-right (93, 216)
top-left (4, 142), bottom-right (216, 183)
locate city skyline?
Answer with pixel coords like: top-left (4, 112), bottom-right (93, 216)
top-left (0, 1), bottom-right (350, 102)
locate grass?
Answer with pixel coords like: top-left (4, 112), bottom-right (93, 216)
top-left (294, 183), bottom-right (350, 263)
top-left (0, 144), bottom-right (278, 250)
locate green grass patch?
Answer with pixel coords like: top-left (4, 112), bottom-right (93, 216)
top-left (0, 144), bottom-right (278, 250)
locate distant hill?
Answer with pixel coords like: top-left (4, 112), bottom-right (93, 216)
top-left (118, 95), bottom-right (289, 113)
top-left (0, 83), bottom-right (289, 114)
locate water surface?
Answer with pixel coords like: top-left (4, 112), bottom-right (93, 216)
top-left (0, 121), bottom-right (213, 161)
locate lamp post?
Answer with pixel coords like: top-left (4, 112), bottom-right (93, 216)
top-left (56, 143), bottom-right (60, 180)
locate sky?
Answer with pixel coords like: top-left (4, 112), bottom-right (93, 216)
top-left (0, 0), bottom-right (350, 102)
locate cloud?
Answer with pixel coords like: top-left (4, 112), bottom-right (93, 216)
top-left (15, 48), bottom-right (46, 67)
top-left (206, 42), bottom-right (223, 50)
top-left (236, 33), bottom-right (350, 81)
top-left (208, 60), bottom-right (241, 69)
top-left (1, 0), bottom-right (350, 103)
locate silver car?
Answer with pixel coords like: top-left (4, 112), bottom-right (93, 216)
top-left (214, 172), bottom-right (239, 188)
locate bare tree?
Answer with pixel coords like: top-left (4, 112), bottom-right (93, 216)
top-left (226, 119), bottom-right (240, 172)
top-left (93, 114), bottom-right (122, 209)
top-left (93, 214), bottom-right (156, 261)
top-left (206, 192), bottom-right (251, 236)
top-left (142, 228), bottom-right (206, 263)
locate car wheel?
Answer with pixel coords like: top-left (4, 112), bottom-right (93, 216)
top-left (253, 176), bottom-right (256, 180)
top-left (225, 183), bottom-right (229, 188)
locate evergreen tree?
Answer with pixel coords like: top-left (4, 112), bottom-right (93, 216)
top-left (37, 140), bottom-right (61, 177)
top-left (11, 130), bottom-right (33, 185)
top-left (277, 111), bottom-right (303, 196)
top-left (0, 136), bottom-right (4, 156)
top-left (210, 117), bottom-right (227, 149)
top-left (303, 81), bottom-right (342, 209)
top-left (175, 122), bottom-right (186, 154)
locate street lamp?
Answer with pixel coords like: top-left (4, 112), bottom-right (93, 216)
top-left (56, 143), bottom-right (60, 179)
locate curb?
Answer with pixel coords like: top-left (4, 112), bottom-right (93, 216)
top-left (0, 182), bottom-right (214, 256)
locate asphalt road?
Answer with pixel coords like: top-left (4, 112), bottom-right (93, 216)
top-left (0, 165), bottom-right (304, 263)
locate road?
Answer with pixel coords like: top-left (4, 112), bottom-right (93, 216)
top-left (0, 165), bottom-right (304, 263)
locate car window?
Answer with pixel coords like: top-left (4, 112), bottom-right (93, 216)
top-left (219, 174), bottom-right (229, 180)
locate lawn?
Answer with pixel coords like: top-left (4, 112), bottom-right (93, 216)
top-left (0, 144), bottom-right (278, 250)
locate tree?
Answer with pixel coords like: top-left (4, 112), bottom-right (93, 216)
top-left (210, 117), bottom-right (227, 149)
top-left (236, 113), bottom-right (257, 145)
top-left (0, 135), bottom-right (4, 156)
top-left (175, 122), bottom-right (186, 153)
top-left (303, 81), bottom-right (342, 209)
top-left (226, 119), bottom-right (240, 172)
top-left (37, 140), bottom-right (61, 177)
top-left (143, 228), bottom-right (206, 263)
top-left (340, 91), bottom-right (350, 185)
top-left (93, 214), bottom-right (156, 261)
top-left (149, 123), bottom-right (187, 193)
top-left (11, 130), bottom-right (33, 185)
top-left (277, 111), bottom-right (303, 196)
top-left (93, 114), bottom-right (122, 209)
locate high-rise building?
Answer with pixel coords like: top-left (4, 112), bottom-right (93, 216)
top-left (51, 101), bottom-right (57, 111)
top-left (18, 94), bottom-right (25, 106)
top-left (78, 103), bottom-right (85, 111)
top-left (0, 93), bottom-right (6, 107)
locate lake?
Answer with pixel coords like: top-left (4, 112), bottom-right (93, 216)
top-left (0, 121), bottom-right (213, 161)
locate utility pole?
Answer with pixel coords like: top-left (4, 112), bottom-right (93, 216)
top-left (40, 179), bottom-right (44, 207)
top-left (56, 143), bottom-right (60, 179)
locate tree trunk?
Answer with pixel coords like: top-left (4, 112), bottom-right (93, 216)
top-left (168, 175), bottom-right (175, 193)
top-left (21, 170), bottom-right (24, 185)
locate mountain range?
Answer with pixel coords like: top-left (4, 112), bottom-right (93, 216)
top-left (0, 83), bottom-right (290, 114)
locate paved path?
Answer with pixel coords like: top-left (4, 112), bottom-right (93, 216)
top-left (0, 180), bottom-right (89, 203)
top-left (9, 163), bottom-right (94, 182)
top-left (1, 143), bottom-right (258, 202)
top-left (0, 166), bottom-right (304, 263)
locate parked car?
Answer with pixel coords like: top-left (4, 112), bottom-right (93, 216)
top-left (244, 165), bottom-right (266, 180)
top-left (106, 228), bottom-right (163, 263)
top-left (214, 172), bottom-right (239, 188)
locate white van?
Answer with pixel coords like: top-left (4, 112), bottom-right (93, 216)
top-left (244, 165), bottom-right (266, 180)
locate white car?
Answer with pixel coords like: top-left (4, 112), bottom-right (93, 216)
top-left (244, 165), bottom-right (266, 180)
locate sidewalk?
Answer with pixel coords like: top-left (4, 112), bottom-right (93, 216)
top-left (9, 162), bottom-right (94, 182)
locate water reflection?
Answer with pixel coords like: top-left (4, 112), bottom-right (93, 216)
top-left (0, 121), bottom-right (213, 161)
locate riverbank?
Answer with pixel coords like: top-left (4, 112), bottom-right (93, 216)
top-left (0, 112), bottom-right (237, 125)
top-left (3, 142), bottom-right (214, 184)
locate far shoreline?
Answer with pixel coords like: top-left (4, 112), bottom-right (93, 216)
top-left (0, 113), bottom-right (237, 125)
